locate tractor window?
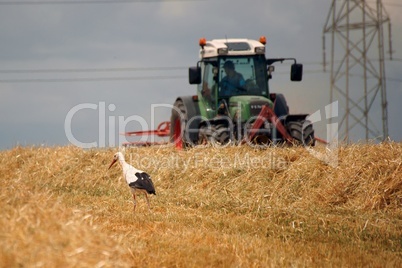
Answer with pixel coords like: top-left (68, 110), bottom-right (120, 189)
top-left (218, 56), bottom-right (268, 98)
top-left (198, 60), bottom-right (218, 116)
top-left (202, 61), bottom-right (217, 94)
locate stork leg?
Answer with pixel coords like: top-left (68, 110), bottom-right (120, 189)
top-left (132, 193), bottom-right (137, 213)
top-left (144, 193), bottom-right (151, 211)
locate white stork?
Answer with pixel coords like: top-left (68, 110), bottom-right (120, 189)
top-left (108, 152), bottom-right (156, 212)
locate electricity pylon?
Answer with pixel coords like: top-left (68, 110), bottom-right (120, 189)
top-left (323, 0), bottom-right (392, 142)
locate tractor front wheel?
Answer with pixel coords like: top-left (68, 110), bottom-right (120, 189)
top-left (287, 121), bottom-right (315, 146)
top-left (212, 124), bottom-right (231, 146)
top-left (199, 123), bottom-right (231, 147)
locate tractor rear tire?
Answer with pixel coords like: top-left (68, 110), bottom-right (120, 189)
top-left (170, 99), bottom-right (187, 148)
top-left (273, 93), bottom-right (289, 119)
top-left (287, 121), bottom-right (315, 146)
top-left (170, 96), bottom-right (202, 148)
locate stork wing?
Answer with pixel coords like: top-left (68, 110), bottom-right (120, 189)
top-left (129, 172), bottom-right (156, 195)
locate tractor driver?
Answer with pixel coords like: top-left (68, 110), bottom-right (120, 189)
top-left (220, 60), bottom-right (246, 96)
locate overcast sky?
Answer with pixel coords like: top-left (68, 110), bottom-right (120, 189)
top-left (0, 0), bottom-right (401, 150)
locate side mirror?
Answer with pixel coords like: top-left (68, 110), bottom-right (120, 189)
top-left (189, 66), bottom-right (201, 84)
top-left (290, 63), bottom-right (303, 81)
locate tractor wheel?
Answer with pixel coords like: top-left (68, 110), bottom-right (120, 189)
top-left (170, 96), bottom-right (202, 149)
top-left (287, 121), bottom-right (315, 146)
top-left (273, 93), bottom-right (289, 119)
top-left (211, 124), bottom-right (231, 146)
top-left (198, 123), bottom-right (231, 146)
top-left (170, 99), bottom-right (187, 149)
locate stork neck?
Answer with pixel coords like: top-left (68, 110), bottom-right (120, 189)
top-left (119, 157), bottom-right (126, 166)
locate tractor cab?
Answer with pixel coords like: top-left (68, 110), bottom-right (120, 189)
top-left (189, 37), bottom-right (303, 122)
top-left (194, 55), bottom-right (270, 119)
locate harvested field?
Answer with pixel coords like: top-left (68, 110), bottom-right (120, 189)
top-left (1, 142), bottom-right (401, 267)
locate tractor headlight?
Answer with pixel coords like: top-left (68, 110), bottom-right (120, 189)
top-left (218, 48), bottom-right (228, 55)
top-left (255, 47), bottom-right (265, 54)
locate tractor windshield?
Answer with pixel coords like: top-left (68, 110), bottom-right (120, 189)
top-left (218, 55), bottom-right (268, 98)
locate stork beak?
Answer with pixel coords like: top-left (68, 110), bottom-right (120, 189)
top-left (108, 158), bottom-right (117, 170)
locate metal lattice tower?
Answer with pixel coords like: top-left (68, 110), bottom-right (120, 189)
top-left (323, 0), bottom-right (392, 142)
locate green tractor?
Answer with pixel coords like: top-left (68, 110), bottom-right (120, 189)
top-left (170, 36), bottom-right (315, 148)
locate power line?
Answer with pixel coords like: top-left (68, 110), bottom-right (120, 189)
top-left (0, 0), bottom-right (202, 5)
top-left (8, 0), bottom-right (360, 5)
top-left (0, 66), bottom-right (187, 74)
top-left (3, 58), bottom-right (399, 74)
top-left (0, 0), bottom-right (401, 7)
top-left (0, 58), bottom-right (401, 82)
top-left (2, 68), bottom-right (401, 83)
top-left (0, 75), bottom-right (186, 83)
